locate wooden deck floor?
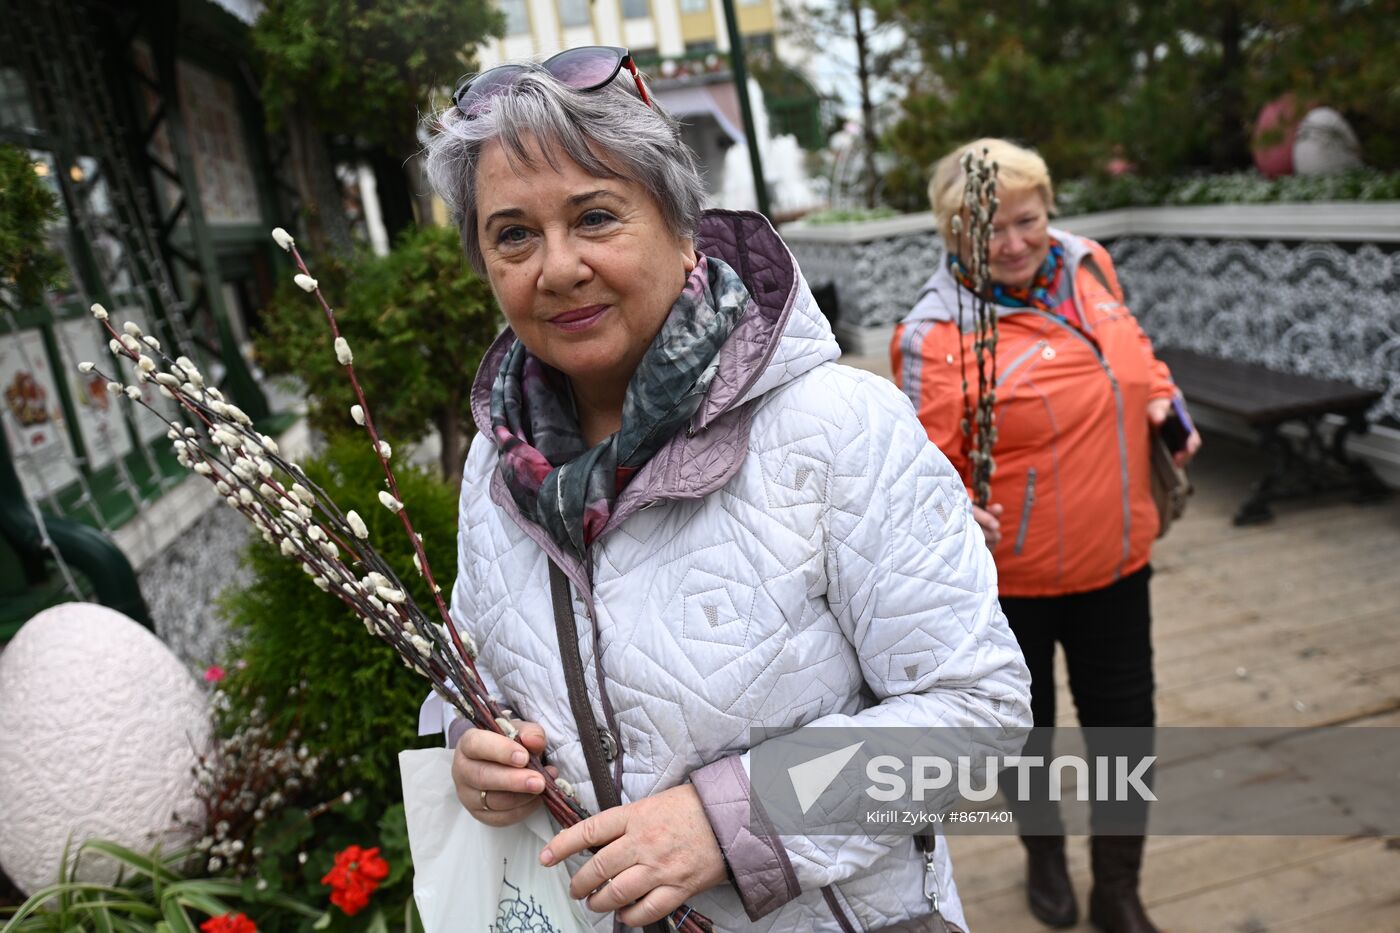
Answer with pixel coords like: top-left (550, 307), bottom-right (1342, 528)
top-left (844, 354), bottom-right (1400, 932)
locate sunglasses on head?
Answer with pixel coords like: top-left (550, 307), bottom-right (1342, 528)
top-left (453, 46), bottom-right (653, 120)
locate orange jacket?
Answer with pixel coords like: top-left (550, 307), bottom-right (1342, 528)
top-left (891, 231), bottom-right (1177, 598)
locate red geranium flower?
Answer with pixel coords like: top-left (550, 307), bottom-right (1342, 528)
top-left (200, 913), bottom-right (256, 933)
top-left (321, 845), bottom-right (390, 916)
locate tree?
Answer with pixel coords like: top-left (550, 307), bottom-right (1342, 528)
top-left (250, 0), bottom-right (503, 256)
top-left (1247, 0), bottom-right (1400, 170)
top-left (874, 0), bottom-right (1162, 207)
top-left (875, 0), bottom-right (1400, 209)
top-left (256, 224), bottom-right (500, 481)
top-left (779, 0), bottom-right (910, 207)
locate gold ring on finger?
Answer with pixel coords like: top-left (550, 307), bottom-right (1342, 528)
top-left (480, 788), bottom-right (493, 812)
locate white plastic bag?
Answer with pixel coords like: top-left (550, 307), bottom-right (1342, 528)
top-left (399, 748), bottom-right (591, 933)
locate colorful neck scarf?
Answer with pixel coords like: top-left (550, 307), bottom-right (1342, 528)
top-left (949, 239), bottom-right (1068, 312)
top-left (489, 254), bottom-right (749, 556)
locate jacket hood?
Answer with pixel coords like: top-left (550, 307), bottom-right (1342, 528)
top-left (469, 208), bottom-right (839, 437)
top-left (903, 226), bottom-right (1092, 330)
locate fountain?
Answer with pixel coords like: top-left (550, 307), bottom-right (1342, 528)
top-left (716, 78), bottom-right (822, 216)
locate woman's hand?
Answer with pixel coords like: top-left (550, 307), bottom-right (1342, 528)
top-left (541, 784), bottom-right (727, 927)
top-left (453, 720), bottom-right (555, 827)
top-left (1147, 397), bottom-right (1203, 468)
top-left (971, 502), bottom-right (1004, 549)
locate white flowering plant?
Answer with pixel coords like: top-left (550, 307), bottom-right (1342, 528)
top-left (82, 230), bottom-right (714, 933)
top-left (190, 682), bottom-right (333, 881)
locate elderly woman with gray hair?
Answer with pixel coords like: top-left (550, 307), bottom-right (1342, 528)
top-left (422, 47), bottom-right (1031, 932)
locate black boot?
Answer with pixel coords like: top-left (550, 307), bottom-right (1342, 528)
top-left (1088, 836), bottom-right (1160, 933)
top-left (1022, 835), bottom-right (1078, 928)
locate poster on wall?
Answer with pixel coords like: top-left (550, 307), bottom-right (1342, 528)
top-left (0, 328), bottom-right (80, 501)
top-left (131, 42), bottom-right (261, 226)
top-left (177, 61), bottom-right (261, 224)
top-left (56, 316), bottom-right (134, 473)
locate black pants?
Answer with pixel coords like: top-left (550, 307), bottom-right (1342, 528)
top-left (999, 564), bottom-right (1156, 836)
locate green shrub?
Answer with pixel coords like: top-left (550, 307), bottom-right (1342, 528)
top-left (801, 206), bottom-right (901, 225)
top-left (256, 223), bottom-right (500, 481)
top-left (0, 839), bottom-right (317, 932)
top-left (0, 144), bottom-right (66, 311)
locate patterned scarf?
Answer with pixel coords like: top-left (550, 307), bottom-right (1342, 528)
top-left (950, 239), bottom-right (1069, 312)
top-left (489, 254), bottom-right (749, 556)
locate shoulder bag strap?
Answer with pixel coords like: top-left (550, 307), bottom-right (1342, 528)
top-left (547, 559), bottom-right (622, 811)
top-left (549, 561), bottom-right (672, 933)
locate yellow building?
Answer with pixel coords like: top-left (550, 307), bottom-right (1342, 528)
top-left (474, 0), bottom-right (815, 207)
top-left (478, 0), bottom-right (778, 67)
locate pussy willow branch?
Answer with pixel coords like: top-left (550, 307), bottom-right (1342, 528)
top-left (87, 338), bottom-right (574, 827)
top-left (270, 249), bottom-right (596, 834)
top-left (85, 323), bottom-right (491, 738)
top-left (953, 148), bottom-right (999, 508)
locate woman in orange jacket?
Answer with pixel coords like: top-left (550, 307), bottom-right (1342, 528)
top-left (891, 138), bottom-right (1200, 933)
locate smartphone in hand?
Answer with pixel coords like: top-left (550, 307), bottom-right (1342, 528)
top-left (1158, 398), bottom-right (1193, 454)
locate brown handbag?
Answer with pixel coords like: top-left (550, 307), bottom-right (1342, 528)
top-left (1150, 432), bottom-right (1192, 537)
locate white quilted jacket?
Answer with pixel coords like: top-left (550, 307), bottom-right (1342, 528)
top-left (441, 211), bottom-right (1031, 932)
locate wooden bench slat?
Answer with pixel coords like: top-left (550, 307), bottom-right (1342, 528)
top-left (1155, 349), bottom-right (1380, 425)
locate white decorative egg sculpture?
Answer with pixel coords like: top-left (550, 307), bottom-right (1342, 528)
top-left (1293, 106), bottom-right (1363, 176)
top-left (0, 603), bottom-right (210, 895)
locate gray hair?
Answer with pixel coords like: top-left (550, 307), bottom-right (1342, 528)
top-left (422, 67), bottom-right (707, 275)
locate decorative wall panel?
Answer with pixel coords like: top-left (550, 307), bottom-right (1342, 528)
top-left (789, 233), bottom-right (942, 333)
top-left (1112, 238), bottom-right (1400, 423)
top-left (787, 224), bottom-right (1400, 422)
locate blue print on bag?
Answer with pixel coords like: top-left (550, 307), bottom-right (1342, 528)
top-left (490, 864), bottom-right (567, 933)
